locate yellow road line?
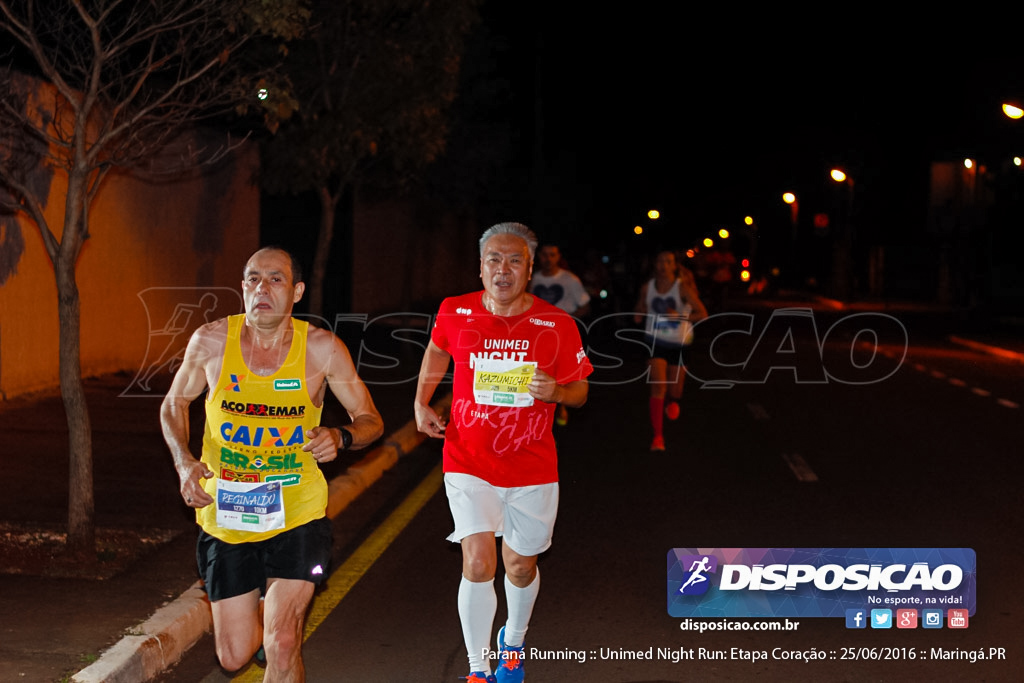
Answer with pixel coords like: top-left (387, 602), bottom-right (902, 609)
top-left (233, 462), bottom-right (443, 681)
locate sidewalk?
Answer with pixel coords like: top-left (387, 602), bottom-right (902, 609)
top-left (0, 373), bottom-right (433, 683)
top-left (804, 292), bottom-right (1024, 362)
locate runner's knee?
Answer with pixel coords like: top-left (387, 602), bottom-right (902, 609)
top-left (461, 536), bottom-right (498, 581)
top-left (263, 621), bottom-right (302, 665)
top-left (215, 634), bottom-right (260, 672)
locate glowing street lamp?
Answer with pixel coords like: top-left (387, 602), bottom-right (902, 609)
top-left (1003, 103), bottom-right (1024, 120)
top-left (1004, 105), bottom-right (1024, 166)
top-left (782, 192), bottom-right (799, 244)
top-left (829, 168), bottom-right (855, 299)
top-left (648, 210), bottom-right (660, 220)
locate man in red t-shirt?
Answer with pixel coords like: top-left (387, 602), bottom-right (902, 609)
top-left (415, 222), bottom-right (592, 683)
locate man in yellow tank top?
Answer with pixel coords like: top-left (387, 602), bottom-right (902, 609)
top-left (161, 247), bottom-right (383, 681)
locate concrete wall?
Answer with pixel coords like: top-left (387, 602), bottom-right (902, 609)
top-left (0, 88), bottom-right (259, 398)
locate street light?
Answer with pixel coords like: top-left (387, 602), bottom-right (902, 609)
top-left (829, 168), bottom-right (856, 299)
top-left (782, 192), bottom-right (799, 250)
top-left (1003, 103), bottom-right (1024, 120)
top-left (1003, 105), bottom-right (1023, 167)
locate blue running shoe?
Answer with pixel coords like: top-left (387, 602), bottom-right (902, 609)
top-left (495, 626), bottom-right (524, 683)
top-left (463, 673), bottom-right (496, 683)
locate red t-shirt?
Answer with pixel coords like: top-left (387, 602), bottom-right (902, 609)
top-left (432, 291), bottom-right (593, 487)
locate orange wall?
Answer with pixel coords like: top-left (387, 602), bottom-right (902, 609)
top-left (0, 143), bottom-right (259, 399)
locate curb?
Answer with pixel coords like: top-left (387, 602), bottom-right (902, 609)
top-left (72, 394), bottom-right (451, 683)
top-left (948, 336), bottom-right (1024, 364)
top-left (812, 295), bottom-right (846, 310)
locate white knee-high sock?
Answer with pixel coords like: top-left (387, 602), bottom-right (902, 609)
top-left (459, 576), bottom-right (497, 673)
top-left (503, 569), bottom-right (540, 647)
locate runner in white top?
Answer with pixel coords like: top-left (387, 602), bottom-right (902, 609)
top-left (633, 249), bottom-right (708, 451)
top-left (528, 244), bottom-right (590, 426)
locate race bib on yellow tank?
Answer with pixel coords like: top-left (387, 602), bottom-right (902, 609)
top-left (473, 359), bottom-right (536, 407)
top-left (215, 479), bottom-right (286, 533)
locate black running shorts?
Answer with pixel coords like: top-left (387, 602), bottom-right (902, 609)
top-left (196, 517), bottom-right (332, 602)
top-left (651, 341), bottom-right (688, 366)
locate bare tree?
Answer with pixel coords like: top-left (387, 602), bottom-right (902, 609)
top-left (260, 0), bottom-right (479, 318)
top-left (0, 0), bottom-right (308, 559)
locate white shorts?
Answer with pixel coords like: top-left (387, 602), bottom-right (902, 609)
top-left (444, 472), bottom-right (559, 557)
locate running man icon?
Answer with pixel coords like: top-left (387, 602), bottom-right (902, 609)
top-left (679, 556), bottom-right (712, 594)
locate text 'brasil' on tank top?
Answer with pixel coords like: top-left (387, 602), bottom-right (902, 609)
top-left (198, 314), bottom-right (325, 543)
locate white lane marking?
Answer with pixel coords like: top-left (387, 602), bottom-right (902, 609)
top-left (782, 453), bottom-right (819, 482)
top-left (919, 362), bottom-right (1019, 409)
top-left (747, 402), bottom-right (770, 421)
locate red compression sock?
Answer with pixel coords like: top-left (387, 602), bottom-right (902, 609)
top-left (649, 397), bottom-right (664, 437)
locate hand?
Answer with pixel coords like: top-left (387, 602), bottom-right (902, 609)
top-left (179, 459), bottom-right (214, 508)
top-left (527, 368), bottom-right (561, 404)
top-left (415, 401), bottom-right (446, 439)
top-left (302, 426), bottom-right (341, 464)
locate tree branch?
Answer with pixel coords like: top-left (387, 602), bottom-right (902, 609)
top-left (0, 167), bottom-right (58, 258)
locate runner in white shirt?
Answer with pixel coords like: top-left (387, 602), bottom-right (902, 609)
top-left (528, 244), bottom-right (590, 426)
top-left (633, 249), bottom-right (708, 451)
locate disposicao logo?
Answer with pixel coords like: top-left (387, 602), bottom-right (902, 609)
top-left (676, 555), bottom-right (718, 596)
top-left (667, 548), bottom-right (976, 619)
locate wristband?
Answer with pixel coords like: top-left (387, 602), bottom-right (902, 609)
top-left (339, 427), bottom-right (353, 451)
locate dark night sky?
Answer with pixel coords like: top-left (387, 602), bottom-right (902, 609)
top-left (485, 8), bottom-right (1024, 257)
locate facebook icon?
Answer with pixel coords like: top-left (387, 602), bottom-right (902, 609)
top-left (845, 609), bottom-right (867, 629)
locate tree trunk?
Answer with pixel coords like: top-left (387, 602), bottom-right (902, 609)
top-left (56, 167), bottom-right (95, 560)
top-left (56, 243), bottom-right (95, 558)
top-left (308, 185), bottom-right (340, 319)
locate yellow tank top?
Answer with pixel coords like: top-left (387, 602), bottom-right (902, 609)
top-left (198, 315), bottom-right (325, 543)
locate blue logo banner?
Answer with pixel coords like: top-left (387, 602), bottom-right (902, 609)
top-left (667, 548), bottom-right (976, 618)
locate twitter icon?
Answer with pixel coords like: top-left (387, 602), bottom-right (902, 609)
top-left (870, 609), bottom-right (892, 629)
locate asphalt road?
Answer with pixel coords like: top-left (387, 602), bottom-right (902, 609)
top-left (156, 300), bottom-right (1024, 682)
